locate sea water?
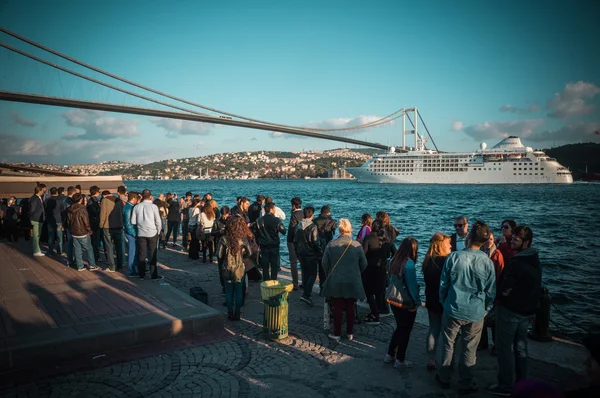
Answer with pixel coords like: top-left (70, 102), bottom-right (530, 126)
top-left (126, 179), bottom-right (600, 338)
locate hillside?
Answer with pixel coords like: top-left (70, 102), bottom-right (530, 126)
top-left (544, 143), bottom-right (600, 179)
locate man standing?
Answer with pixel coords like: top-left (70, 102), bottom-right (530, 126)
top-left (437, 221), bottom-right (496, 393)
top-left (231, 197), bottom-right (250, 225)
top-left (253, 203), bottom-right (286, 281)
top-left (29, 184), bottom-right (46, 256)
top-left (314, 205), bottom-right (337, 289)
top-left (45, 187), bottom-right (65, 256)
top-left (294, 206), bottom-right (321, 305)
top-left (131, 189), bottom-right (163, 280)
top-left (99, 190), bottom-right (124, 272)
top-left (248, 195), bottom-right (265, 224)
top-left (66, 193), bottom-right (99, 272)
top-left (87, 186), bottom-right (102, 263)
top-left (451, 215), bottom-right (469, 251)
top-left (123, 192), bottom-right (139, 277)
top-left (61, 186), bottom-right (76, 267)
top-left (117, 185), bottom-right (128, 203)
top-left (180, 192), bottom-right (192, 250)
top-left (287, 197), bottom-right (303, 289)
top-left (486, 226), bottom-right (542, 396)
top-left (262, 197), bottom-right (286, 220)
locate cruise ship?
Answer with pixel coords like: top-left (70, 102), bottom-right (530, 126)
top-left (345, 113), bottom-right (572, 184)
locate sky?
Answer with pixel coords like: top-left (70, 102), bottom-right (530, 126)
top-left (0, 0), bottom-right (599, 165)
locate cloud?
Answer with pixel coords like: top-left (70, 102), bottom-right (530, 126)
top-left (499, 104), bottom-right (540, 114)
top-left (462, 119), bottom-right (545, 141)
top-left (10, 112), bottom-right (37, 127)
top-left (547, 81), bottom-right (600, 119)
top-left (62, 109), bottom-right (141, 140)
top-left (303, 115), bottom-right (395, 133)
top-left (153, 118), bottom-right (215, 137)
top-left (525, 121), bottom-right (600, 144)
top-left (452, 121), bottom-right (463, 131)
top-left (268, 131), bottom-right (285, 139)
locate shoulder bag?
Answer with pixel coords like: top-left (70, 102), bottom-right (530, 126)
top-left (385, 273), bottom-right (415, 308)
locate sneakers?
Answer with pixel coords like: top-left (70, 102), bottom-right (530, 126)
top-left (347, 334), bottom-right (354, 341)
top-left (383, 354), bottom-right (394, 364)
top-left (152, 275), bottom-right (164, 280)
top-left (328, 334), bottom-right (341, 342)
top-left (77, 267), bottom-right (86, 272)
top-left (88, 266), bottom-right (99, 271)
top-left (484, 385), bottom-right (511, 396)
top-left (394, 359), bottom-right (413, 369)
top-left (364, 314), bottom-right (380, 326)
top-left (105, 268), bottom-right (116, 273)
top-left (300, 296), bottom-right (313, 306)
top-left (33, 252), bottom-right (45, 257)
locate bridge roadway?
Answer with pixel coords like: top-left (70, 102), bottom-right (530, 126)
top-left (0, 91), bottom-right (389, 151)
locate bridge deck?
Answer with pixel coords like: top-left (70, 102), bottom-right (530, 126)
top-left (0, 240), bottom-right (223, 371)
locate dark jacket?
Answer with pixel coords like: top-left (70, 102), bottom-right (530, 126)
top-left (294, 219), bottom-right (321, 258)
top-left (167, 200), bottom-right (180, 222)
top-left (362, 233), bottom-right (395, 268)
top-left (99, 195), bottom-right (124, 229)
top-left (498, 247), bottom-right (542, 316)
top-left (450, 232), bottom-right (468, 252)
top-left (314, 214), bottom-right (337, 247)
top-left (231, 205), bottom-right (250, 224)
top-left (247, 201), bottom-right (263, 223)
top-left (28, 194), bottom-right (45, 223)
top-left (253, 213), bottom-right (286, 248)
top-left (287, 209), bottom-right (304, 243)
top-left (423, 255), bottom-right (447, 314)
top-left (45, 196), bottom-right (64, 224)
top-left (67, 203), bottom-right (92, 236)
top-left (61, 197), bottom-right (74, 229)
top-left (212, 217), bottom-right (228, 238)
top-left (3, 204), bottom-right (19, 226)
top-left (87, 196), bottom-right (101, 230)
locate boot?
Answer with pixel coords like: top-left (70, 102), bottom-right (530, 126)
top-left (234, 311), bottom-right (241, 321)
top-left (227, 312), bottom-right (234, 321)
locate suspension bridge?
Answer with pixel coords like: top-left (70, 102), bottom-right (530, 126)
top-left (0, 26), bottom-right (437, 152)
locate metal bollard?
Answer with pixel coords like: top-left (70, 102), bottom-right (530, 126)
top-left (528, 286), bottom-right (553, 342)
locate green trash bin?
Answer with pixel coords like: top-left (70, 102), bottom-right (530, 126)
top-left (261, 280), bottom-right (293, 340)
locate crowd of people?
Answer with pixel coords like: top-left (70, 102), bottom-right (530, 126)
top-left (1, 186), bottom-right (597, 397)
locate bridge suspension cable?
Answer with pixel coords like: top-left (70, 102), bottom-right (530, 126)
top-left (0, 26), bottom-right (401, 133)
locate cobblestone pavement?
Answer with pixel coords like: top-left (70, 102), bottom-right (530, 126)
top-left (0, 245), bottom-right (588, 397)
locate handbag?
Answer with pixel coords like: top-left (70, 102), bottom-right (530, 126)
top-left (385, 273), bottom-right (415, 308)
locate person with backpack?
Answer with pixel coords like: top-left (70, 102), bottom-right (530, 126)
top-left (253, 202), bottom-right (287, 281)
top-left (218, 217), bottom-right (252, 321)
top-left (314, 205), bottom-right (337, 289)
top-left (294, 206), bottom-right (322, 306)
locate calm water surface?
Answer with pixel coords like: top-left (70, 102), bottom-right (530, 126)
top-left (126, 180), bottom-right (600, 338)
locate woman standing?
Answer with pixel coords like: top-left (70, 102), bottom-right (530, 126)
top-left (187, 198), bottom-right (202, 260)
top-left (165, 193), bottom-right (180, 247)
top-left (213, 206), bottom-right (231, 294)
top-left (200, 204), bottom-right (216, 263)
top-left (321, 218), bottom-right (367, 341)
top-left (376, 211), bottom-right (400, 246)
top-left (218, 217), bottom-right (251, 320)
top-left (362, 220), bottom-right (396, 325)
top-left (422, 233), bottom-right (451, 370)
top-left (385, 237), bottom-right (421, 368)
top-left (356, 213), bottom-right (372, 243)
top-left (153, 197), bottom-right (169, 249)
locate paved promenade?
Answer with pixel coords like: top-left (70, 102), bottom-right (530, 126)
top-left (0, 241), bottom-right (590, 397)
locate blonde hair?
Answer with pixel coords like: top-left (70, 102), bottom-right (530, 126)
top-left (422, 232), bottom-right (451, 272)
top-left (338, 218), bottom-right (352, 235)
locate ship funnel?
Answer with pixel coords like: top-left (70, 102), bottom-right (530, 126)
top-left (480, 142), bottom-right (487, 151)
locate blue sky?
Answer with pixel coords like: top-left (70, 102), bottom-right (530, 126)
top-left (0, 0), bottom-right (598, 164)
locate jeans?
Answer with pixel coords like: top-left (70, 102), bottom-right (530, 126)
top-left (166, 221), bottom-right (179, 244)
top-left (332, 297), bottom-right (356, 336)
top-left (426, 310), bottom-right (443, 360)
top-left (31, 220), bottom-right (42, 253)
top-left (201, 236), bottom-right (214, 262)
top-left (438, 314), bottom-right (484, 388)
top-left (287, 241), bottom-right (300, 287)
top-left (66, 228), bottom-right (74, 266)
top-left (225, 280), bottom-right (243, 313)
top-left (181, 220), bottom-right (189, 248)
top-left (73, 235), bottom-right (96, 270)
top-left (47, 222), bottom-right (63, 255)
top-left (495, 305), bottom-right (533, 390)
top-left (387, 306), bottom-right (417, 361)
top-left (102, 228), bottom-right (124, 271)
top-left (259, 246), bottom-right (280, 281)
top-left (300, 256), bottom-right (318, 298)
top-left (138, 234), bottom-right (159, 279)
top-left (125, 233), bottom-right (138, 275)
top-left (90, 227), bottom-right (101, 261)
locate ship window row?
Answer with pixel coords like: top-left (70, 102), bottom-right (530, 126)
top-left (474, 168), bottom-right (502, 171)
top-left (514, 173), bottom-right (544, 176)
top-left (514, 167), bottom-right (544, 171)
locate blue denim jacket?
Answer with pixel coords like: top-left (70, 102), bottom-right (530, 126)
top-left (123, 201), bottom-right (137, 237)
top-left (439, 249), bottom-right (496, 322)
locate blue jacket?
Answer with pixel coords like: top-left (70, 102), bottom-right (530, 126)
top-left (404, 259), bottom-right (421, 307)
top-left (123, 201), bottom-right (137, 237)
top-left (439, 249), bottom-right (496, 322)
